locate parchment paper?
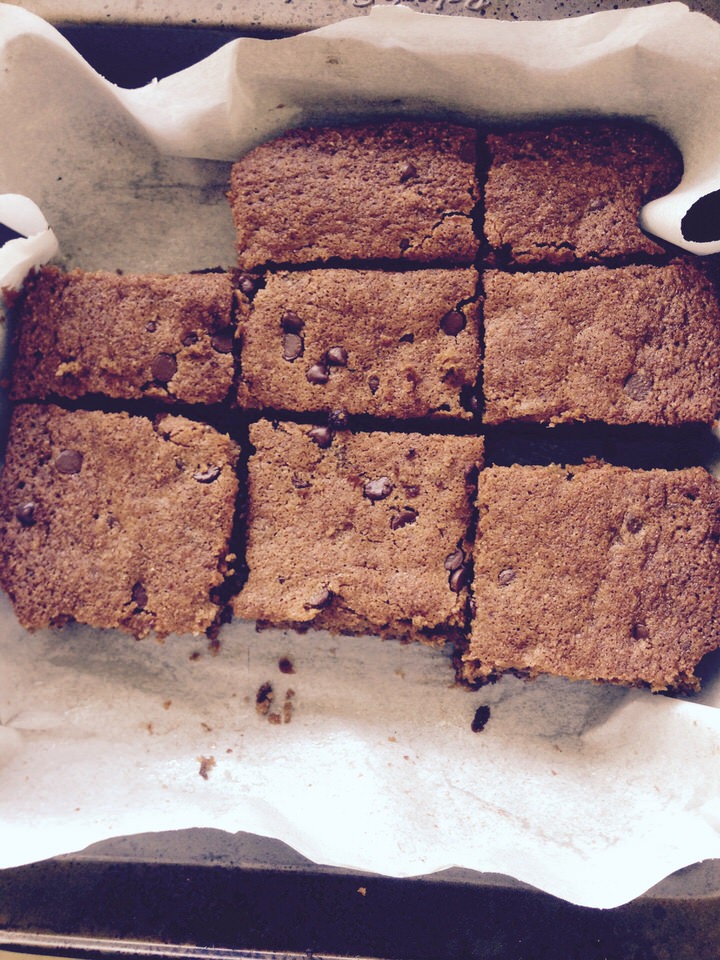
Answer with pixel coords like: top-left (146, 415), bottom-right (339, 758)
top-left (1, 2), bottom-right (720, 909)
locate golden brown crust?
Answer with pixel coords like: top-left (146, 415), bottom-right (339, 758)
top-left (228, 121), bottom-right (479, 269)
top-left (465, 463), bottom-right (720, 691)
top-left (0, 405), bottom-right (239, 638)
top-left (234, 420), bottom-right (484, 641)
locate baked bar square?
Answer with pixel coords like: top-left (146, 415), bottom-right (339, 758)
top-left (10, 267), bottom-right (236, 405)
top-left (0, 404), bottom-right (239, 637)
top-left (229, 121), bottom-right (479, 269)
top-left (483, 122), bottom-right (682, 267)
top-left (236, 267), bottom-right (480, 420)
top-left (464, 463), bottom-right (720, 691)
top-left (234, 419), bottom-right (484, 640)
top-left (482, 260), bottom-right (720, 426)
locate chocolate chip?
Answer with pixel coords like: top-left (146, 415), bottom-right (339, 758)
top-left (624, 372), bottom-right (653, 401)
top-left (326, 346), bottom-right (348, 367)
top-left (193, 466), bottom-right (221, 484)
top-left (404, 484), bottom-right (420, 498)
top-left (55, 449), bottom-right (83, 475)
top-left (364, 477), bottom-right (393, 501)
top-left (15, 502), bottom-right (36, 526)
top-left (182, 332), bottom-right (199, 347)
top-left (291, 472), bottom-right (311, 488)
top-left (399, 161), bottom-right (417, 182)
top-left (399, 238), bottom-right (410, 251)
top-left (282, 332), bottom-right (303, 362)
top-left (498, 568), bottom-right (516, 586)
top-left (632, 622), bottom-right (650, 640)
top-left (211, 329), bottom-right (234, 354)
top-left (449, 564), bottom-right (469, 593)
top-left (398, 332), bottom-right (414, 344)
top-left (390, 508), bottom-right (417, 530)
top-left (237, 273), bottom-right (259, 297)
top-left (471, 704), bottom-right (491, 733)
top-left (308, 425), bottom-right (332, 448)
top-left (306, 362), bottom-right (329, 385)
top-left (305, 588), bottom-right (332, 610)
top-left (444, 549), bottom-right (465, 572)
top-left (151, 352), bottom-right (177, 383)
top-left (368, 375), bottom-right (380, 395)
top-left (145, 320), bottom-right (158, 333)
top-left (626, 516), bottom-right (643, 534)
top-left (441, 309), bottom-right (466, 336)
top-left (281, 311), bottom-right (303, 333)
top-left (132, 581), bottom-right (148, 609)
top-left (278, 656), bottom-right (295, 675)
top-left (327, 409), bottom-right (349, 430)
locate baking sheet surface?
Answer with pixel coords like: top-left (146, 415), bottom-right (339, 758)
top-left (1, 2), bottom-right (720, 909)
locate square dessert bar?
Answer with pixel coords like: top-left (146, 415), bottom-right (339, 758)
top-left (483, 121), bottom-right (683, 267)
top-left (234, 419), bottom-right (484, 641)
top-left (482, 259), bottom-right (720, 426)
top-left (464, 463), bottom-right (720, 691)
top-left (228, 121), bottom-right (479, 269)
top-left (236, 267), bottom-right (480, 420)
top-left (0, 404), bottom-right (239, 638)
top-left (10, 267), bottom-right (236, 405)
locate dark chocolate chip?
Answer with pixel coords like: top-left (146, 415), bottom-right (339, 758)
top-left (368, 375), bottom-right (380, 395)
top-left (291, 472), bottom-right (311, 488)
top-left (327, 409), bottom-right (349, 430)
top-left (282, 332), bottom-right (303, 362)
top-left (399, 161), bottom-right (417, 182)
top-left (498, 568), bottom-right (516, 586)
top-left (305, 588), bottom-right (332, 610)
top-left (398, 332), bottom-right (414, 344)
top-left (132, 581), bottom-right (148, 609)
top-left (182, 332), bottom-right (199, 347)
top-left (404, 484), bottom-right (420, 499)
top-left (364, 477), bottom-right (393, 501)
top-left (632, 622), bottom-right (650, 640)
top-left (193, 466), bottom-right (221, 484)
top-left (15, 502), bottom-right (36, 526)
top-left (306, 362), bottom-right (329, 385)
top-left (399, 238), bottom-right (410, 251)
top-left (211, 329), bottom-right (234, 354)
top-left (151, 352), bottom-right (177, 382)
top-left (390, 507), bottom-right (417, 530)
top-left (444, 549), bottom-right (465, 572)
top-left (441, 309), bottom-right (466, 336)
top-left (308, 425), bottom-right (332, 448)
top-left (626, 516), bottom-right (643, 534)
top-left (145, 320), bottom-right (158, 333)
top-left (55, 449), bottom-right (83, 475)
top-left (326, 346), bottom-right (348, 367)
top-left (623, 372), bottom-right (653, 401)
top-left (237, 273), bottom-right (259, 297)
top-left (281, 311), bottom-right (304, 333)
top-left (278, 656), bottom-right (295, 675)
top-left (449, 565), bottom-right (469, 593)
top-left (471, 704), bottom-right (491, 733)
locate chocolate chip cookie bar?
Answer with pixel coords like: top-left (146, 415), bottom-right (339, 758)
top-left (463, 463), bottom-right (720, 691)
top-left (228, 120), bottom-right (479, 269)
top-left (0, 404), bottom-right (240, 638)
top-left (236, 267), bottom-right (480, 419)
top-left (234, 419), bottom-right (484, 641)
top-left (483, 122), bottom-right (682, 267)
top-left (482, 259), bottom-right (720, 426)
top-left (10, 267), bottom-right (236, 405)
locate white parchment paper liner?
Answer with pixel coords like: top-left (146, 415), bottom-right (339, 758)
top-left (1, 2), bottom-right (720, 909)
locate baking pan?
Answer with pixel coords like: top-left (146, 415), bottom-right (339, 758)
top-left (2, 5), bottom-right (720, 958)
